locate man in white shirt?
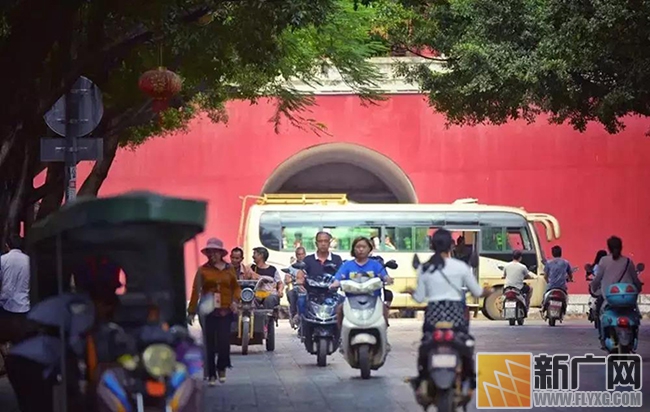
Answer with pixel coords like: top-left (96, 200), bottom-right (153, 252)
top-left (502, 250), bottom-right (534, 309)
top-left (0, 235), bottom-right (31, 344)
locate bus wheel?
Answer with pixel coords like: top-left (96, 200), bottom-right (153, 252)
top-left (483, 287), bottom-right (505, 321)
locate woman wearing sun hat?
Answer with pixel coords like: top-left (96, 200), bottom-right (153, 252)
top-left (187, 238), bottom-right (241, 385)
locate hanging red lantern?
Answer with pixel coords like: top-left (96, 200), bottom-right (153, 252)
top-left (138, 67), bottom-right (182, 114)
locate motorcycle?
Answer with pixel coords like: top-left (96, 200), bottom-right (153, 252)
top-left (96, 324), bottom-right (204, 412)
top-left (595, 262), bottom-right (644, 354)
top-left (541, 267), bottom-right (578, 327)
top-left (230, 278), bottom-right (277, 354)
top-left (585, 265), bottom-right (600, 329)
top-left (502, 287), bottom-right (527, 326)
top-left (410, 321), bottom-right (474, 412)
top-left (338, 258), bottom-right (398, 379)
top-left (290, 261), bottom-right (340, 367)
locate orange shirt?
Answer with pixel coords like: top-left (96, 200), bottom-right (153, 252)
top-left (188, 263), bottom-right (241, 315)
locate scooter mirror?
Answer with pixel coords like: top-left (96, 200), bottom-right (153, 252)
top-left (385, 260), bottom-right (398, 270)
top-left (292, 261), bottom-right (307, 270)
top-left (323, 263), bottom-right (338, 274)
top-left (636, 263), bottom-right (645, 273)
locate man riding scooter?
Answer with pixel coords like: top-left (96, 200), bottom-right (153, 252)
top-left (541, 245), bottom-right (573, 317)
top-left (285, 247), bottom-right (307, 327)
top-left (502, 250), bottom-right (534, 312)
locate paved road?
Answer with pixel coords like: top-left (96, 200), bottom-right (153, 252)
top-left (1, 319), bottom-right (648, 411)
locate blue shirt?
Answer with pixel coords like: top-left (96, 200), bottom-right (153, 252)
top-left (544, 258), bottom-right (572, 291)
top-left (335, 259), bottom-right (387, 297)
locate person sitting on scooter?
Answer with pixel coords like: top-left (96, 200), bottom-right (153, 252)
top-left (329, 237), bottom-right (394, 339)
top-left (544, 246), bottom-right (573, 291)
top-left (249, 247), bottom-right (284, 309)
top-left (286, 246), bottom-right (307, 326)
top-left (298, 232), bottom-right (344, 283)
top-left (403, 229), bottom-right (491, 394)
top-left (587, 250), bottom-right (608, 281)
top-left (542, 245), bottom-right (573, 313)
top-left (589, 236), bottom-right (643, 345)
top-left (503, 250), bottom-right (534, 310)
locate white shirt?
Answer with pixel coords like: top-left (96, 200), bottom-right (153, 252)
top-left (0, 249), bottom-right (31, 313)
top-left (412, 257), bottom-right (483, 302)
top-left (503, 261), bottom-right (531, 290)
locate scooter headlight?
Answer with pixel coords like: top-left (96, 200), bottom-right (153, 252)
top-left (142, 344), bottom-right (176, 378)
top-left (318, 306), bottom-right (333, 319)
top-left (241, 288), bottom-right (255, 303)
top-left (310, 302), bottom-right (334, 319)
top-left (354, 308), bottom-right (374, 321)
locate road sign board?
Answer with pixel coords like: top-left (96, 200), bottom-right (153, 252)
top-left (44, 76), bottom-right (104, 138)
top-left (40, 138), bottom-right (104, 162)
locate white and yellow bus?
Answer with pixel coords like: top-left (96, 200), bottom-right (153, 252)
top-left (238, 194), bottom-right (561, 320)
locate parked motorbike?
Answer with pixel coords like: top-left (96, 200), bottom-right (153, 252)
top-left (410, 321), bottom-right (473, 412)
top-left (291, 261), bottom-right (340, 367)
top-left (541, 267), bottom-right (578, 326)
top-left (502, 287), bottom-right (527, 326)
top-left (338, 258), bottom-right (398, 379)
top-left (593, 262), bottom-right (644, 354)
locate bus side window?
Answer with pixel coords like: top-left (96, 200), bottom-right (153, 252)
top-left (506, 228), bottom-right (532, 250)
top-left (328, 226), bottom-right (378, 252)
top-left (283, 226), bottom-right (319, 252)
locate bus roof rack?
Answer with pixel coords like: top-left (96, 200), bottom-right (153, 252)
top-left (452, 198), bottom-right (479, 204)
top-left (257, 193), bottom-right (349, 205)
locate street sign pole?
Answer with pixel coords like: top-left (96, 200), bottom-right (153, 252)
top-left (64, 89), bottom-right (79, 202)
top-left (43, 76), bottom-right (104, 203)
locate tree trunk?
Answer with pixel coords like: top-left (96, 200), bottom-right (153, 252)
top-left (36, 164), bottom-right (65, 221)
top-left (78, 133), bottom-right (120, 197)
top-left (3, 142), bottom-right (32, 237)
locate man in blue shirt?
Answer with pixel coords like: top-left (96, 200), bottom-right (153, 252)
top-left (544, 245), bottom-right (573, 292)
top-left (288, 232), bottom-right (343, 325)
top-left (299, 231), bottom-right (343, 280)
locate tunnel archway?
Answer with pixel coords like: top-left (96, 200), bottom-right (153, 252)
top-left (261, 143), bottom-right (418, 203)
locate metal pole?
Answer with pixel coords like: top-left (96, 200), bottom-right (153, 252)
top-left (56, 234), bottom-right (68, 412)
top-left (64, 86), bottom-right (79, 203)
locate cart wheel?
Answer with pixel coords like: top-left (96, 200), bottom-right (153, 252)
top-left (242, 321), bottom-right (250, 355)
top-left (266, 319), bottom-right (275, 352)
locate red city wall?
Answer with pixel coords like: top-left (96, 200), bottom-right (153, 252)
top-left (69, 94), bottom-right (650, 296)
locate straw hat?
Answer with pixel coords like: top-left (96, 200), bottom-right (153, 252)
top-left (201, 238), bottom-right (228, 257)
